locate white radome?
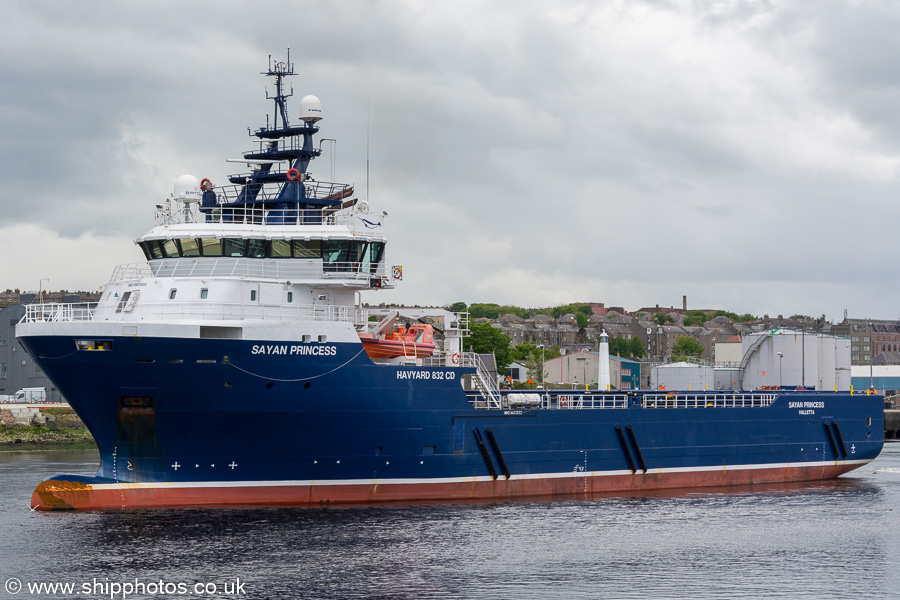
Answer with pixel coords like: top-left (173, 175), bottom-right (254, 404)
top-left (173, 174), bottom-right (201, 203)
top-left (299, 95), bottom-right (323, 123)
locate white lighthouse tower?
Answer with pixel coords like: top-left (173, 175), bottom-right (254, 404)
top-left (598, 329), bottom-right (611, 391)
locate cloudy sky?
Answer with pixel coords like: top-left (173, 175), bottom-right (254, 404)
top-left (2, 1), bottom-right (899, 321)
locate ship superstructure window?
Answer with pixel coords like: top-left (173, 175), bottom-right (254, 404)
top-left (271, 239), bottom-right (292, 258)
top-left (293, 240), bottom-right (321, 258)
top-left (115, 291), bottom-right (133, 313)
top-left (201, 238), bottom-right (223, 256)
top-left (287, 292), bottom-right (293, 302)
top-left (169, 289), bottom-right (177, 300)
top-left (179, 238), bottom-right (201, 256)
top-left (247, 239), bottom-right (266, 258)
top-left (223, 238), bottom-right (246, 257)
top-left (137, 237), bottom-right (383, 268)
top-left (362, 242), bottom-right (384, 273)
top-left (323, 240), bottom-right (370, 272)
top-left (250, 290), bottom-right (257, 301)
top-left (200, 288), bottom-right (209, 299)
top-left (162, 239), bottom-right (179, 258)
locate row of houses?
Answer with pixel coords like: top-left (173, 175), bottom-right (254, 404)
top-left (490, 308), bottom-right (900, 367)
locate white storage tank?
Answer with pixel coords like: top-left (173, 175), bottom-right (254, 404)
top-left (651, 362), bottom-right (714, 390)
top-left (740, 330), bottom-right (850, 390)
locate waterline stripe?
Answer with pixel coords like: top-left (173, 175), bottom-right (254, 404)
top-left (80, 458), bottom-right (872, 491)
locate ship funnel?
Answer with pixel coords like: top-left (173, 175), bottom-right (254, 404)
top-left (173, 174), bottom-right (201, 203)
top-left (299, 95), bottom-right (323, 123)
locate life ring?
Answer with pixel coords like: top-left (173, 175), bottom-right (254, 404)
top-left (559, 395), bottom-right (568, 407)
top-left (451, 352), bottom-right (460, 365)
top-left (200, 178), bottom-right (212, 191)
top-left (287, 168), bottom-right (301, 181)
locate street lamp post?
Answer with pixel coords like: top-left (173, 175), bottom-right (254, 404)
top-left (537, 344), bottom-right (545, 387)
top-left (777, 351), bottom-right (783, 389)
top-left (39, 278), bottom-right (49, 304)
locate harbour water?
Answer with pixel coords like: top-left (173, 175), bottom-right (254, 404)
top-left (3, 446), bottom-right (900, 600)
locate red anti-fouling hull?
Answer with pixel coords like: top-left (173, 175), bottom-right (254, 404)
top-left (32, 461), bottom-right (868, 511)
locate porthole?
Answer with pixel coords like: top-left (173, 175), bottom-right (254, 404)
top-left (224, 381), bottom-right (232, 389)
top-left (304, 382), bottom-right (311, 389)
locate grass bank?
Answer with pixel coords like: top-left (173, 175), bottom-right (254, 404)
top-left (0, 407), bottom-right (97, 452)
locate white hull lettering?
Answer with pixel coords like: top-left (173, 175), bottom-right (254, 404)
top-left (251, 344), bottom-right (338, 357)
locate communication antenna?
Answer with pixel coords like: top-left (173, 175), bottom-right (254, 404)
top-left (366, 100), bottom-right (370, 201)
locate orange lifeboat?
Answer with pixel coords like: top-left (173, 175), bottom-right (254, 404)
top-left (361, 323), bottom-right (436, 359)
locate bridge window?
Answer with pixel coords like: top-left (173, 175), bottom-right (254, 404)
top-left (201, 238), bottom-right (223, 256)
top-left (179, 238), bottom-right (201, 256)
top-left (223, 239), bottom-right (246, 257)
top-left (293, 240), bottom-right (321, 258)
top-left (323, 240), bottom-right (368, 271)
top-left (271, 239), bottom-right (292, 258)
top-left (138, 241), bottom-right (164, 260)
top-left (247, 239), bottom-right (266, 258)
top-left (161, 239), bottom-right (180, 258)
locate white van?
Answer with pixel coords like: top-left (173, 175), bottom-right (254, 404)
top-left (12, 387), bottom-right (47, 403)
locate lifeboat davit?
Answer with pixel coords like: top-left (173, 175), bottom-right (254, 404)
top-left (360, 323), bottom-right (436, 359)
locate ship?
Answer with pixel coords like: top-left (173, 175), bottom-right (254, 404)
top-left (18, 53), bottom-right (884, 510)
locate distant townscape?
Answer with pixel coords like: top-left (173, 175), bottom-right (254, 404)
top-left (2, 290), bottom-right (898, 399)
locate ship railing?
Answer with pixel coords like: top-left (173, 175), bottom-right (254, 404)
top-left (110, 263), bottom-right (154, 282)
top-left (107, 259), bottom-right (391, 285)
top-left (22, 303), bottom-right (98, 323)
top-left (641, 391), bottom-right (777, 408)
top-left (21, 301), bottom-right (355, 324)
top-left (156, 204), bottom-right (356, 227)
top-left (463, 390), bottom-right (778, 411)
top-left (212, 180), bottom-right (352, 204)
top-left (464, 390), bottom-right (630, 410)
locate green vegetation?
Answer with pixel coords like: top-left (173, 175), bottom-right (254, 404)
top-left (609, 336), bottom-right (646, 358)
top-left (449, 301), bottom-right (596, 323)
top-left (0, 424), bottom-right (97, 452)
top-left (463, 322), bottom-right (513, 372)
top-left (671, 336), bottom-right (704, 362)
top-left (683, 310), bottom-right (757, 327)
top-left (654, 313), bottom-right (674, 325)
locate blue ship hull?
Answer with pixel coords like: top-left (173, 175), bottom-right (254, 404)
top-left (21, 334), bottom-right (885, 510)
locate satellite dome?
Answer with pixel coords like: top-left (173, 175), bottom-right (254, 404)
top-left (299, 95), bottom-right (323, 123)
top-left (173, 174), bottom-right (201, 203)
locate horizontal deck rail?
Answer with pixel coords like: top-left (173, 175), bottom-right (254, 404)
top-left (464, 391), bottom-right (780, 410)
top-left (21, 302), bottom-right (356, 324)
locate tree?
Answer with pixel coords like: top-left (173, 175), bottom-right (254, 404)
top-left (609, 336), bottom-right (629, 357)
top-left (448, 301), bottom-right (467, 313)
top-left (654, 313), bottom-right (673, 325)
top-left (626, 336), bottom-right (646, 358)
top-left (671, 336), bottom-right (704, 362)
top-left (509, 342), bottom-right (560, 384)
top-left (682, 310), bottom-right (710, 327)
top-left (608, 336), bottom-right (647, 359)
top-left (464, 322), bottom-right (512, 372)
